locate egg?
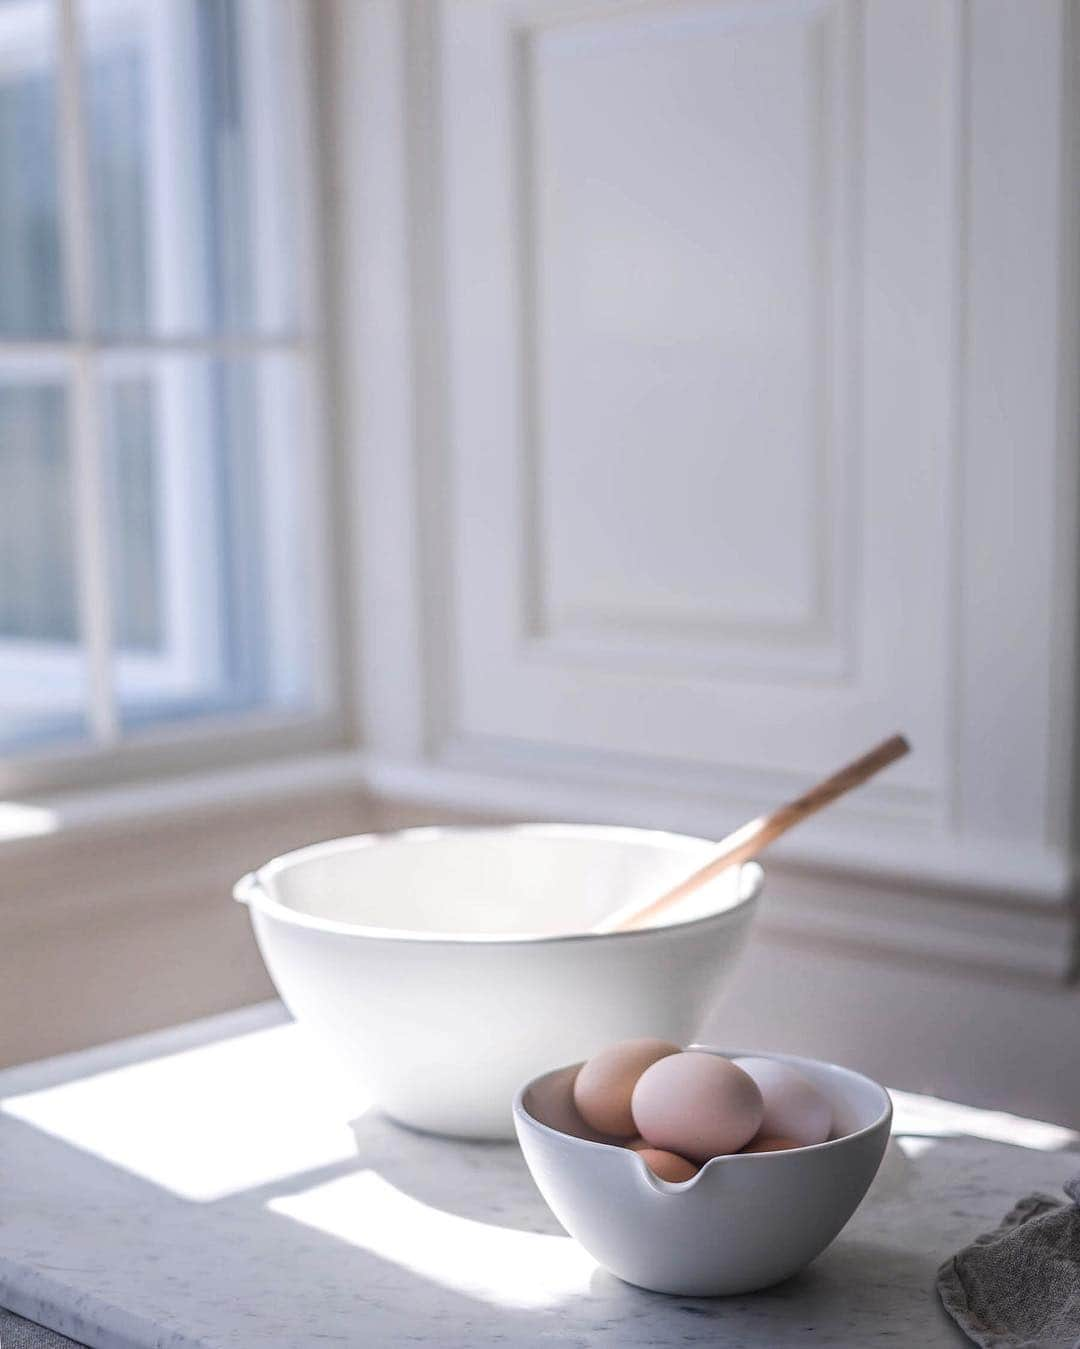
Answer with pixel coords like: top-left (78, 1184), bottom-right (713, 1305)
top-left (732, 1057), bottom-right (832, 1147)
top-left (573, 1038), bottom-right (680, 1137)
top-left (631, 1051), bottom-right (763, 1162)
top-left (635, 1148), bottom-right (699, 1182)
top-left (741, 1135), bottom-right (802, 1154)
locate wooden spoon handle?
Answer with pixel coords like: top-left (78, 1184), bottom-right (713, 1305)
top-left (597, 734), bottom-right (910, 934)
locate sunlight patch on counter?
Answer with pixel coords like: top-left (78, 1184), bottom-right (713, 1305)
top-left (0, 800), bottom-right (57, 841)
top-left (269, 1170), bottom-right (595, 1309)
top-left (891, 1090), bottom-right (1077, 1152)
top-left (2, 1022), bottom-right (363, 1201)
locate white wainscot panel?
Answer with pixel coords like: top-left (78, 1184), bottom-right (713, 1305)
top-left (531, 7), bottom-right (826, 646)
top-left (441, 0), bottom-right (953, 822)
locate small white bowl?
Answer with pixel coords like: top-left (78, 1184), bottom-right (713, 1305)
top-left (235, 825), bottom-right (763, 1139)
top-left (514, 1048), bottom-right (891, 1296)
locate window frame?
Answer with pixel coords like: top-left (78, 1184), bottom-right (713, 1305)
top-left (0, 0), bottom-right (345, 800)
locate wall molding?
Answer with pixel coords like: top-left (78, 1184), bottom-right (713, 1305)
top-left (427, 0), bottom-right (963, 816)
top-left (357, 750), bottom-right (1073, 911)
top-left (336, 0), bottom-right (1080, 983)
top-left (509, 0), bottom-right (859, 684)
top-left (356, 748), bottom-right (1077, 982)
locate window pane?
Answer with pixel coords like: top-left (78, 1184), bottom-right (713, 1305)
top-left (103, 353), bottom-right (316, 729)
top-left (0, 373), bottom-right (88, 750)
top-left (0, 0), bottom-right (65, 335)
top-left (81, 0), bottom-right (300, 337)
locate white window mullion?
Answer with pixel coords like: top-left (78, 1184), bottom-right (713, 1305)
top-left (277, 0), bottom-right (337, 715)
top-left (70, 358), bottom-right (117, 744)
top-left (56, 0), bottom-right (117, 746)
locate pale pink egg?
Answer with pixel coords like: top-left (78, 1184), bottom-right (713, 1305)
top-left (631, 1051), bottom-right (763, 1162)
top-left (733, 1057), bottom-right (832, 1147)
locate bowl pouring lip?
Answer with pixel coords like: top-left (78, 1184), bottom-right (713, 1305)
top-left (233, 823), bottom-right (764, 947)
top-left (513, 1047), bottom-right (893, 1189)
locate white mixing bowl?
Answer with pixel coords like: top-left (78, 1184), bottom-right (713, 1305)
top-left (515, 1048), bottom-right (892, 1295)
top-left (235, 825), bottom-right (762, 1138)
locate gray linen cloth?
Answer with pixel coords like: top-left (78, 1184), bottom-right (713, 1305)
top-left (938, 1174), bottom-right (1080, 1348)
top-left (0, 1307), bottom-right (86, 1348)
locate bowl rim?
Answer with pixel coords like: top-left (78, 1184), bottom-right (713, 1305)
top-left (233, 822), bottom-right (764, 946)
top-left (513, 1047), bottom-right (893, 1186)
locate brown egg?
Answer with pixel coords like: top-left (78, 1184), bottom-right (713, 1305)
top-left (636, 1148), bottom-right (699, 1183)
top-left (573, 1038), bottom-right (680, 1137)
top-left (741, 1135), bottom-right (802, 1154)
top-left (623, 1137), bottom-right (650, 1152)
top-left (631, 1051), bottom-right (764, 1162)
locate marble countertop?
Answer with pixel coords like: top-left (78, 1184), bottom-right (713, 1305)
top-left (0, 1003), bottom-right (1075, 1349)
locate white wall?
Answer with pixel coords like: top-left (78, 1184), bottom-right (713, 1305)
top-left (331, 1), bottom-right (1080, 1120)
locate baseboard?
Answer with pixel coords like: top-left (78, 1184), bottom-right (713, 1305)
top-left (0, 746), bottom-right (1073, 1075)
top-left (357, 751), bottom-right (1078, 982)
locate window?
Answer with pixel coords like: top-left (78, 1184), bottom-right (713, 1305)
top-left (0, 0), bottom-right (334, 785)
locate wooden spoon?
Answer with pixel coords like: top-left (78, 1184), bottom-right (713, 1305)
top-left (592, 734), bottom-right (910, 934)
